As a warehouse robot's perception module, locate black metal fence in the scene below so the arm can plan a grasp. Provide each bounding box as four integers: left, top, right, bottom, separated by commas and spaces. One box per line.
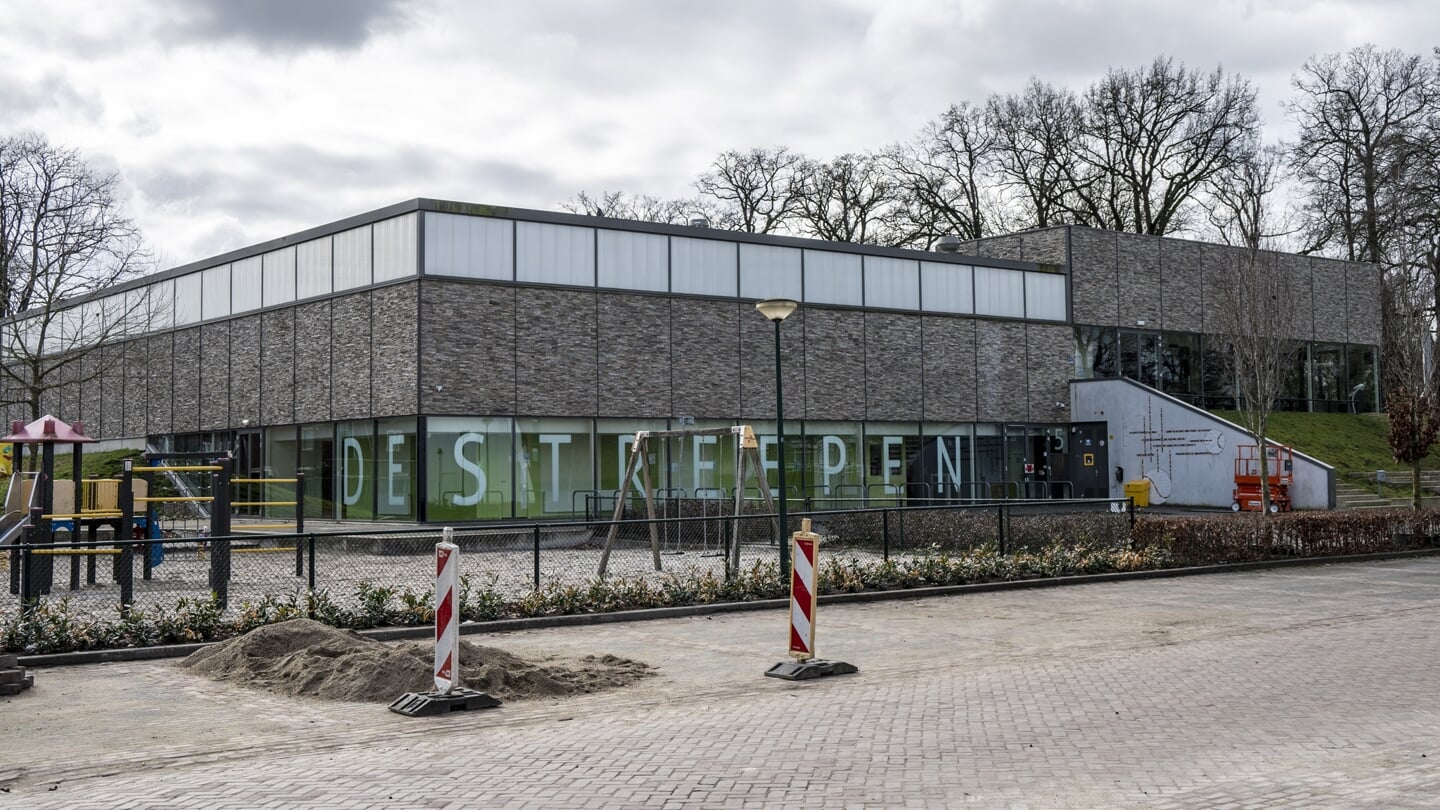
3, 497, 1134, 621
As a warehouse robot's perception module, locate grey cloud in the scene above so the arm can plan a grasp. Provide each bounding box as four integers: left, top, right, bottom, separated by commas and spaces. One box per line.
0, 71, 104, 123
163, 0, 417, 52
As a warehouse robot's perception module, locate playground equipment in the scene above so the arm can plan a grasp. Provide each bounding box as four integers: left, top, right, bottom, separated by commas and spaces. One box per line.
597, 425, 778, 578
1232, 444, 1294, 513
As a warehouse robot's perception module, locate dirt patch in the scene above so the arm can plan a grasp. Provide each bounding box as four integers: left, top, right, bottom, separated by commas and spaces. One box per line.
179, 619, 655, 703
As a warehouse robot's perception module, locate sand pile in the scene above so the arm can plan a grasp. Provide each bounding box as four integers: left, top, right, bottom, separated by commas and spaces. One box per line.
179, 619, 654, 703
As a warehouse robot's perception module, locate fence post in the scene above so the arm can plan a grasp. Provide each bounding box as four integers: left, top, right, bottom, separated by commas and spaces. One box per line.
210, 459, 232, 609
119, 460, 134, 616
897, 508, 905, 553
533, 525, 541, 590
882, 509, 890, 562
19, 526, 33, 616
307, 533, 316, 593
1128, 496, 1136, 532
295, 472, 306, 579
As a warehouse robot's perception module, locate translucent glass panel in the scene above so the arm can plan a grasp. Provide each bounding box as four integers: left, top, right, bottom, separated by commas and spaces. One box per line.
739, 244, 802, 301
232, 256, 263, 313
337, 420, 374, 520
333, 225, 372, 292
261, 248, 296, 308
296, 237, 333, 300
424, 213, 513, 280
598, 229, 668, 292
920, 262, 973, 314
174, 274, 202, 326
517, 221, 595, 287
376, 417, 417, 519
200, 265, 230, 320
864, 256, 919, 310
1024, 271, 1066, 321
427, 416, 515, 521
373, 213, 418, 283
803, 250, 862, 306
671, 237, 737, 297
974, 266, 1025, 318
127, 283, 172, 333
801, 422, 863, 500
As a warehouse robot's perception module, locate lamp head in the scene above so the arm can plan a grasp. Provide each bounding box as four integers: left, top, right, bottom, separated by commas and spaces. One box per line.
755, 298, 799, 323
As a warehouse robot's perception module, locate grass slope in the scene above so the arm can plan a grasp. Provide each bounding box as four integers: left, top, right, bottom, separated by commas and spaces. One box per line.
1210, 410, 1440, 478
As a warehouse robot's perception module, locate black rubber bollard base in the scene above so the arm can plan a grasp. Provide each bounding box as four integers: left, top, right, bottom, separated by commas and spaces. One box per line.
389, 687, 502, 717
764, 658, 858, 681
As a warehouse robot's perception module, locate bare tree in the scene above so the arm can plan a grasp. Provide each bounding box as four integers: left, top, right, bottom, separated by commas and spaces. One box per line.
879, 102, 996, 247
560, 190, 697, 224
986, 79, 1085, 229
693, 147, 803, 234
0, 134, 154, 421
791, 153, 901, 245
1207, 143, 1293, 250
1069, 57, 1261, 235
1287, 45, 1439, 264
1381, 258, 1440, 509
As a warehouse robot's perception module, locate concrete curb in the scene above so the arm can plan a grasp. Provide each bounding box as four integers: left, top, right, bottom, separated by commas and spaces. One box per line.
18, 547, 1440, 668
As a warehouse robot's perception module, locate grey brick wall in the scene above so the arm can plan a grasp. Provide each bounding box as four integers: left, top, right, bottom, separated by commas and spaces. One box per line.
1069, 227, 1118, 325
597, 293, 672, 417
1115, 232, 1162, 328
199, 323, 229, 430
739, 305, 804, 420
145, 334, 173, 435
261, 310, 296, 425
79, 348, 105, 436
1026, 324, 1073, 423
372, 285, 418, 418
171, 328, 201, 433
1159, 238, 1203, 333
1309, 258, 1348, 343
670, 298, 739, 419
802, 307, 865, 421
920, 315, 977, 422
294, 301, 333, 423
1020, 228, 1068, 268
418, 281, 516, 416
1279, 253, 1315, 342
515, 287, 598, 416
1347, 262, 1383, 346
971, 233, 1024, 262
330, 294, 371, 421
975, 320, 1029, 422
864, 312, 923, 420
122, 339, 148, 438
229, 316, 262, 427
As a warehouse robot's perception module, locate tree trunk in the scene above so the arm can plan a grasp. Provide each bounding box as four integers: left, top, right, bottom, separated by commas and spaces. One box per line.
1413, 457, 1423, 511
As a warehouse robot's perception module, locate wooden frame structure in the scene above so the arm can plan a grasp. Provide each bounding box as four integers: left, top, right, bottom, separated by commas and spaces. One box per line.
597, 425, 777, 578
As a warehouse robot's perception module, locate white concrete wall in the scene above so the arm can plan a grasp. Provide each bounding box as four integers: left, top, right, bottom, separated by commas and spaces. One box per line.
1070, 378, 1335, 509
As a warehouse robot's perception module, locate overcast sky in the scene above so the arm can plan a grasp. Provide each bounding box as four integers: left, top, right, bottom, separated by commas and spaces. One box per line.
4, 0, 1437, 269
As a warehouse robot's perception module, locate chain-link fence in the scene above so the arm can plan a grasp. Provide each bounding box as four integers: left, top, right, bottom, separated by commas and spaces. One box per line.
3, 498, 1134, 621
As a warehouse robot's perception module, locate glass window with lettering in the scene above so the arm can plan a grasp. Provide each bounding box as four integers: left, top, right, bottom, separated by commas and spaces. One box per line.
376, 418, 417, 520
516, 418, 595, 518
426, 417, 514, 521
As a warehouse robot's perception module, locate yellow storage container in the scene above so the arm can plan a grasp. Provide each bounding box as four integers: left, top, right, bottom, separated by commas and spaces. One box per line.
1123, 479, 1150, 508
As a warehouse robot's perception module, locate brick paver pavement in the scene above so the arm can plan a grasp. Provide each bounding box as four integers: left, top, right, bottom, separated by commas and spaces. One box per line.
3, 558, 1439, 808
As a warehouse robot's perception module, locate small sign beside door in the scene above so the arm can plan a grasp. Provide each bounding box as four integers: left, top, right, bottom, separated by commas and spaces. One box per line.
1083, 453, 1095, 467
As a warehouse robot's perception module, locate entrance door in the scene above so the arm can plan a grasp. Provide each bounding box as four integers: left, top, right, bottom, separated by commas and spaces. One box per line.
1067, 422, 1110, 499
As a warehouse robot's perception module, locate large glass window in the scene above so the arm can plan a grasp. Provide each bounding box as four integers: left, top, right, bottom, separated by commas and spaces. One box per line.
336, 420, 374, 520
800, 421, 862, 507
426, 417, 514, 521
1347, 345, 1378, 413
516, 418, 595, 518
376, 418, 417, 520
299, 423, 335, 519
1202, 335, 1235, 409
1160, 332, 1202, 400
917, 423, 973, 501
1073, 326, 1116, 379
863, 422, 920, 503
1311, 342, 1346, 412
665, 419, 738, 497
596, 419, 669, 502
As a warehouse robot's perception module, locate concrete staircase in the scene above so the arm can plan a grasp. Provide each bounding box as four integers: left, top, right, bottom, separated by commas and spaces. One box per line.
1336, 471, 1440, 509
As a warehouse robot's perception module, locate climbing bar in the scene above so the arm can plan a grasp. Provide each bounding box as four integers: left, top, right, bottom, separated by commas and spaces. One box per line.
31, 548, 121, 556
232, 546, 297, 554
130, 465, 222, 473
230, 501, 297, 508
41, 511, 123, 520
232, 478, 298, 484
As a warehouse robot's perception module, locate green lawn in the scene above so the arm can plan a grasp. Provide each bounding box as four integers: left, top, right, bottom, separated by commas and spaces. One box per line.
1210, 410, 1440, 480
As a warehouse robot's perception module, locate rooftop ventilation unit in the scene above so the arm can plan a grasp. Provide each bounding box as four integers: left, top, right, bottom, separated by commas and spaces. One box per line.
690, 217, 710, 229
935, 235, 962, 254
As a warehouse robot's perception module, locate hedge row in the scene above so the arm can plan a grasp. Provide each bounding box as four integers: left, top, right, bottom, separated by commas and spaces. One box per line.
1132, 509, 1440, 564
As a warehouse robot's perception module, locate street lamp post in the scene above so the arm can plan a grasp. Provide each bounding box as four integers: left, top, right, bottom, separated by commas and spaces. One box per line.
755, 298, 798, 577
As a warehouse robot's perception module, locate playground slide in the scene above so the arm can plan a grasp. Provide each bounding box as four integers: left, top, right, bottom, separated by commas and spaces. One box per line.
0, 511, 28, 547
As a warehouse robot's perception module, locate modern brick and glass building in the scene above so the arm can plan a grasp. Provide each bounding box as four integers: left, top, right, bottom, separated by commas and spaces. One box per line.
4, 199, 1381, 519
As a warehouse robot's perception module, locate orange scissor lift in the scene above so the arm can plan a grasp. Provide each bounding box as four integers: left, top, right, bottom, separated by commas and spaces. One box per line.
1231, 444, 1294, 513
